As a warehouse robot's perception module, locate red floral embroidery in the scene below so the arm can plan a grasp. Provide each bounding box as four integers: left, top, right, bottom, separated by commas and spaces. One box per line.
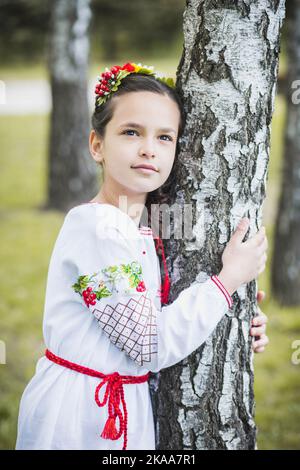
136, 281, 146, 292
82, 287, 96, 307
72, 261, 146, 308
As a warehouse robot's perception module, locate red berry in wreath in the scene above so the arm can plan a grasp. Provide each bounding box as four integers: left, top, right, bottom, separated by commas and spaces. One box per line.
111, 65, 121, 74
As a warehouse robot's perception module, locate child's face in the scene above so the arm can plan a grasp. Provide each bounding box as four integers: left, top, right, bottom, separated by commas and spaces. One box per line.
89, 91, 180, 198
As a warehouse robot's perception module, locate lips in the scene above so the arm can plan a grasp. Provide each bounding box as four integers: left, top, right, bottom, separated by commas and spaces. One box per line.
131, 164, 158, 172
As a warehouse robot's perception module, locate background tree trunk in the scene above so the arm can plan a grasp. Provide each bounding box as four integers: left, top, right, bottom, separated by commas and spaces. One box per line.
46, 0, 98, 212
150, 0, 285, 449
271, 0, 300, 306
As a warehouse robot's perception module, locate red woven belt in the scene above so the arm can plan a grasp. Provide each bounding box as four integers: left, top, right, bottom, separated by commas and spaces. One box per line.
45, 349, 150, 450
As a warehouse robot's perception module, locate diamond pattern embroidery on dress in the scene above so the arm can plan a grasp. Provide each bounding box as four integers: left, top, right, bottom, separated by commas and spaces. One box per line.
72, 261, 158, 366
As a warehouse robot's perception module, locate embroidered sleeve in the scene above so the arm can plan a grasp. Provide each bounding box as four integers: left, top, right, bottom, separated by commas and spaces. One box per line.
72, 260, 158, 367
59, 205, 233, 373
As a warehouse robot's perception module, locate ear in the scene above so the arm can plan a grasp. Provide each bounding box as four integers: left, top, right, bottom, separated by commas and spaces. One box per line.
89, 129, 104, 164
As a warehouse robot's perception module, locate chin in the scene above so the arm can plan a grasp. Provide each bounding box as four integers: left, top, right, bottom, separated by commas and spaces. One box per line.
132, 180, 161, 194
115, 171, 163, 195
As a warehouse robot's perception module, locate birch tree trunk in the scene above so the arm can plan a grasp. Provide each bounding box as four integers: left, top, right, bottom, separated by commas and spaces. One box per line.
46, 0, 98, 212
271, 0, 300, 305
149, 0, 285, 450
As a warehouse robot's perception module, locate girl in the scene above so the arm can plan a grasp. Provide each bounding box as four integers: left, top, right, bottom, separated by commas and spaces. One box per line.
15, 62, 269, 450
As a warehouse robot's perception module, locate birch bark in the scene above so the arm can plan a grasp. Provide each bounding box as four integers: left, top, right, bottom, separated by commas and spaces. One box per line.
150, 0, 286, 450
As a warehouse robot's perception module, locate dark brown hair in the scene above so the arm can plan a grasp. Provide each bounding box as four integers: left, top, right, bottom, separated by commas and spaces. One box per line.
91, 73, 186, 236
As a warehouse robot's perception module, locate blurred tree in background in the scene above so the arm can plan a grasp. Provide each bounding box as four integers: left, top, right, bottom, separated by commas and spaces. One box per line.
0, 0, 51, 63
271, 0, 300, 305
90, 0, 185, 60
47, 0, 98, 212
0, 0, 185, 64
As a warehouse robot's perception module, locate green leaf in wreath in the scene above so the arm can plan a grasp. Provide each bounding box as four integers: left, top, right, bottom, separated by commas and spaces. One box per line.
117, 70, 130, 80
137, 67, 155, 76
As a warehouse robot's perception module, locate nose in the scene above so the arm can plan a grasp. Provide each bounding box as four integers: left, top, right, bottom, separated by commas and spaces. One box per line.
139, 137, 156, 158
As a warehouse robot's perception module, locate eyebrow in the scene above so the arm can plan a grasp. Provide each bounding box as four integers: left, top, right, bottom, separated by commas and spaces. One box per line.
118, 122, 177, 135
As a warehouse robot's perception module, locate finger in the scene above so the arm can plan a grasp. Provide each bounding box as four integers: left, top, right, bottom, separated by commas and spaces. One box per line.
258, 255, 267, 274
256, 238, 268, 259
250, 325, 266, 337
258, 262, 266, 275
251, 315, 268, 328
253, 346, 265, 353
252, 313, 268, 326
256, 238, 268, 256
231, 217, 250, 244
258, 240, 268, 256
253, 307, 262, 321
253, 334, 269, 348
245, 227, 266, 248
258, 233, 268, 249
258, 253, 267, 266
256, 290, 266, 303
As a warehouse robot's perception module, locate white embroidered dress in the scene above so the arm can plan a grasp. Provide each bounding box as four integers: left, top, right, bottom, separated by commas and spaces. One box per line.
15, 202, 233, 450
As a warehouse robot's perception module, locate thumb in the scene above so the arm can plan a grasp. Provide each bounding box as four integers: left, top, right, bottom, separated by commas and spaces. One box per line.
257, 290, 266, 303
231, 217, 250, 244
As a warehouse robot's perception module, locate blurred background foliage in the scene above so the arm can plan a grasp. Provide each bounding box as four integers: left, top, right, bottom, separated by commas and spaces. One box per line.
0, 0, 185, 64
0, 0, 299, 451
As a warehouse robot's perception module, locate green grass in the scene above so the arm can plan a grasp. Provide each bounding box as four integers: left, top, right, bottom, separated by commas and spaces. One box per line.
0, 86, 299, 450
0, 206, 63, 449
0, 115, 49, 209
253, 92, 300, 449
0, 62, 48, 81
254, 223, 300, 449
0, 113, 65, 448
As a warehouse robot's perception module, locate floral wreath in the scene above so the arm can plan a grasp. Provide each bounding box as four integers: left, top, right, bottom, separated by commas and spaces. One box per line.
94, 61, 176, 108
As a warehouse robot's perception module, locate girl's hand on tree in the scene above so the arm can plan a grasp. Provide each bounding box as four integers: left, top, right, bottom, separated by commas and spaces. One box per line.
217, 217, 268, 295
251, 289, 269, 353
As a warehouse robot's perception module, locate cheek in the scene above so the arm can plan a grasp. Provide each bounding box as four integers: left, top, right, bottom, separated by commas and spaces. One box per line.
156, 163, 174, 189
104, 149, 130, 171
162, 150, 176, 175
